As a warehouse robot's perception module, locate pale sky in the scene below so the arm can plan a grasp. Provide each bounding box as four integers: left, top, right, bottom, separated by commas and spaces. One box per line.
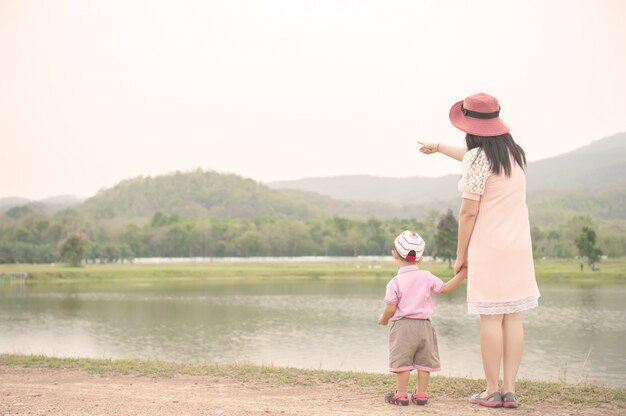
1, 0, 625, 200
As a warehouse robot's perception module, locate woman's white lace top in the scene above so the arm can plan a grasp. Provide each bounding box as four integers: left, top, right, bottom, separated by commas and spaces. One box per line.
458, 148, 491, 199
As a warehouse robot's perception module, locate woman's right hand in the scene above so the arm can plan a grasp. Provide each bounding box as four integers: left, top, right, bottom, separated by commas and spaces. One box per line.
454, 256, 467, 275
418, 141, 439, 155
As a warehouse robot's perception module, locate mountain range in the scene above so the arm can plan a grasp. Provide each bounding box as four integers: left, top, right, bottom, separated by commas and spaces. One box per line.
1, 133, 624, 225
269, 133, 626, 206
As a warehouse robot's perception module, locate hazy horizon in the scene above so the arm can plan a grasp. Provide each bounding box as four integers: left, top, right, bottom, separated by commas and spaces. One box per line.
2, 0, 626, 199
2, 130, 622, 202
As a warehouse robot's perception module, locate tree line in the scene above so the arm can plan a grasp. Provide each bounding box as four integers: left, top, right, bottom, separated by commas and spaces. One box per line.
0, 207, 441, 264
0, 204, 618, 265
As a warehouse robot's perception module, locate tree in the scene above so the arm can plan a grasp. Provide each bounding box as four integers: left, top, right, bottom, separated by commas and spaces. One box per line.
237, 229, 266, 256
575, 226, 603, 269
366, 217, 386, 254
435, 209, 458, 267
59, 234, 88, 266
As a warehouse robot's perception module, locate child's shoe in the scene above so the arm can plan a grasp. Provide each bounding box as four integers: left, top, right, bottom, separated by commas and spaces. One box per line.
384, 391, 409, 406
412, 391, 428, 405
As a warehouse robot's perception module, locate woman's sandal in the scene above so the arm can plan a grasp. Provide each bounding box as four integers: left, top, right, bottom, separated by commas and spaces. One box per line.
502, 392, 519, 408
470, 391, 503, 408
384, 391, 409, 406
412, 391, 428, 405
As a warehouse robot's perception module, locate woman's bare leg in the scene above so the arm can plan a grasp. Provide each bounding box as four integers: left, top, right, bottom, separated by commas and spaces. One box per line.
480, 314, 504, 394
501, 312, 524, 393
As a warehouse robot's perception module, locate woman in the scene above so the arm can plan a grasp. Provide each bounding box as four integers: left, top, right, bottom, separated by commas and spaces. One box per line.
419, 93, 540, 408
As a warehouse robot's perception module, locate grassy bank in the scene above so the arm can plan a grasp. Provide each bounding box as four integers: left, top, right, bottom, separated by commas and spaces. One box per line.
1, 354, 624, 409
0, 258, 625, 284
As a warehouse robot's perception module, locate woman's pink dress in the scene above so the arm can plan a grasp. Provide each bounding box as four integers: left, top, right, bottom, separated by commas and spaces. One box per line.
458, 148, 540, 315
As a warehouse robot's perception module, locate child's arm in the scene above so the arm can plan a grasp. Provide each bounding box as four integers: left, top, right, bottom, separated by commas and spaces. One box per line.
439, 267, 468, 294
377, 303, 396, 325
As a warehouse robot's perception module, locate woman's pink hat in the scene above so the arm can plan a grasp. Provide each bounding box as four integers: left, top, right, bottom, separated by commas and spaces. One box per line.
449, 93, 510, 137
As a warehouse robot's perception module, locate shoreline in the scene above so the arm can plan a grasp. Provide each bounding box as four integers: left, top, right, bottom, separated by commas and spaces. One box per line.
1, 258, 625, 284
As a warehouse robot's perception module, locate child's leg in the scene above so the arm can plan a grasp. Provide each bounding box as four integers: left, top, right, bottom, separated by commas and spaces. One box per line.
395, 371, 410, 394
412, 371, 430, 405
385, 371, 411, 406
416, 370, 430, 393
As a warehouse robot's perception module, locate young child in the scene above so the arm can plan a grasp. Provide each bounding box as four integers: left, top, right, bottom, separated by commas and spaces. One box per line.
378, 230, 467, 406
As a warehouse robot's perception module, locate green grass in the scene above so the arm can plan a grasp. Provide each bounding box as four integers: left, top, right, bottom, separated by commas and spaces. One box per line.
532, 257, 626, 283
1, 354, 624, 409
0, 262, 394, 283
0, 258, 624, 284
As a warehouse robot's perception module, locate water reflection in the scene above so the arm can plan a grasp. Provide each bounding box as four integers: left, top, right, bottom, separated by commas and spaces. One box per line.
0, 279, 624, 388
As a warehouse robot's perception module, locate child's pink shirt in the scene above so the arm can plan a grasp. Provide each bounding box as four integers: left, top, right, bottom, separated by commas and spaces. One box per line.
384, 265, 445, 321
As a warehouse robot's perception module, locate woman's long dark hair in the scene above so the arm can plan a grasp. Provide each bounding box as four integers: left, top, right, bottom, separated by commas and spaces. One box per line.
465, 133, 526, 177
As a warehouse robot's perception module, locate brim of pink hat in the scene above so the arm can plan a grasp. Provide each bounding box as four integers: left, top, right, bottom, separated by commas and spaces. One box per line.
449, 100, 510, 137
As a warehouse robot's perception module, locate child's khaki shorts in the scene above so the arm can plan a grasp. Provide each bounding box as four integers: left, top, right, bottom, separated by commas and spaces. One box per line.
389, 318, 441, 373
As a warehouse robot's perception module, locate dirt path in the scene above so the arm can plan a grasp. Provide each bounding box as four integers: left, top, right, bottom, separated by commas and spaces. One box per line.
0, 367, 622, 416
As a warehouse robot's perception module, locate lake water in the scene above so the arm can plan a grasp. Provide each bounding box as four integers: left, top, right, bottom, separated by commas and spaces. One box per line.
1, 278, 625, 388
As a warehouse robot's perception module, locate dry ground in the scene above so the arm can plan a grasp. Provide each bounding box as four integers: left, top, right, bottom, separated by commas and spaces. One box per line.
1, 367, 623, 416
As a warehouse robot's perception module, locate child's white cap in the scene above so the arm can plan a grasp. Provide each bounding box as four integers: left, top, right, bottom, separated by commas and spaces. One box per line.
393, 230, 425, 261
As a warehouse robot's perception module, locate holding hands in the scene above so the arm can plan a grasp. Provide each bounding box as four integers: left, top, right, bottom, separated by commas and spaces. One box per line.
454, 256, 468, 275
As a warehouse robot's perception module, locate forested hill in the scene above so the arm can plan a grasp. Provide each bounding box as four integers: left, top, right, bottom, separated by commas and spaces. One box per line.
79, 170, 428, 220
80, 170, 318, 220
268, 133, 626, 205
526, 132, 626, 192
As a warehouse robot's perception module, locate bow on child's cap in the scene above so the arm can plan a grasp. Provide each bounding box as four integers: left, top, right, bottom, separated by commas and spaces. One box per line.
393, 230, 425, 261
